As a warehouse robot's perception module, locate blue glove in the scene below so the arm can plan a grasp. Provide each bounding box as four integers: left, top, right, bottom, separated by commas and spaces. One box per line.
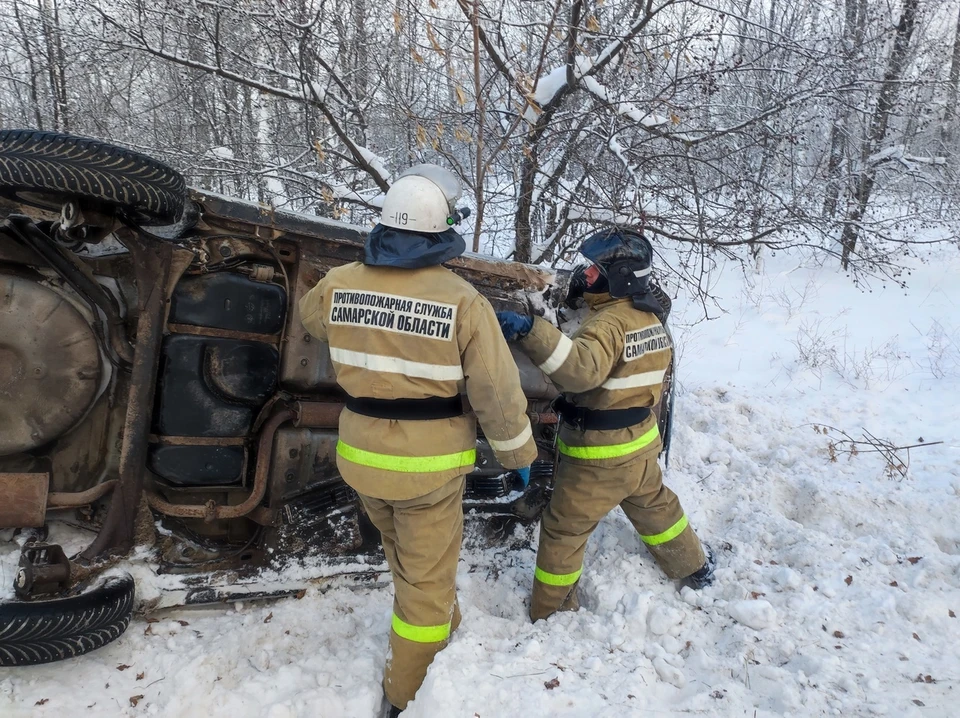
515, 466, 531, 488
496, 311, 534, 341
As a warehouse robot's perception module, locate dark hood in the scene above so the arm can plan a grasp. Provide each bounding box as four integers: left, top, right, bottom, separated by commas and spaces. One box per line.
364, 224, 466, 268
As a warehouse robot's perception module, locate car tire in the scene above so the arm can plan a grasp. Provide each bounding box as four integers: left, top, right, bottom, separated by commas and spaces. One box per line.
0, 129, 186, 224
0, 573, 135, 666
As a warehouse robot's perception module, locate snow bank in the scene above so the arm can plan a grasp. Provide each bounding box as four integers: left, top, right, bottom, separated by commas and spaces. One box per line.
2, 246, 959, 717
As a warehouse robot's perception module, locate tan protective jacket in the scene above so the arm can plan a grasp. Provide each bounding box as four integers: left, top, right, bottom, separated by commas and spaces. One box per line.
299, 262, 538, 500
517, 292, 671, 465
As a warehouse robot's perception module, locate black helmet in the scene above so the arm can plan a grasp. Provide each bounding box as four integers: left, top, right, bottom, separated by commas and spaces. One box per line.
578, 228, 654, 299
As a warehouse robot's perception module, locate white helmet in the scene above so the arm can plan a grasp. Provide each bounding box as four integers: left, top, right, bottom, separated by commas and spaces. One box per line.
380, 164, 463, 233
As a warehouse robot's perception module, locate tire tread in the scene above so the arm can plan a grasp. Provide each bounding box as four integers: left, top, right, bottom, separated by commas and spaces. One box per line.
0, 130, 185, 222
0, 575, 135, 666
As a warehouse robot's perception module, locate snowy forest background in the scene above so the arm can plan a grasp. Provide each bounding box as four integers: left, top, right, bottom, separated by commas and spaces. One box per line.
2, 0, 959, 281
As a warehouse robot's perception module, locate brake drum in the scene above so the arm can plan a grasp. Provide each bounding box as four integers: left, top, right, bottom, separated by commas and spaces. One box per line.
0, 274, 103, 455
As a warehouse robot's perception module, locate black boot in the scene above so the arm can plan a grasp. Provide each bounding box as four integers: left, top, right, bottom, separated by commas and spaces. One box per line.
682, 544, 716, 589
379, 696, 402, 717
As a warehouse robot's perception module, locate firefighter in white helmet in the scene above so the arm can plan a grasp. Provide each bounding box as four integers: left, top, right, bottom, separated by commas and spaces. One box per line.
299, 165, 537, 715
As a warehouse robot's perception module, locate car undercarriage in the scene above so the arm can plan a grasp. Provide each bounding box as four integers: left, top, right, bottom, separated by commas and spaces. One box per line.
0, 130, 565, 665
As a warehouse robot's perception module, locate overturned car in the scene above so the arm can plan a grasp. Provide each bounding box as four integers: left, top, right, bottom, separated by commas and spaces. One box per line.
0, 130, 672, 667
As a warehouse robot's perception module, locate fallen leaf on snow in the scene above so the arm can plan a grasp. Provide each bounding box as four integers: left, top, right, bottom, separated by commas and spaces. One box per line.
116, 664, 131, 671
913, 700, 925, 706
844, 576, 853, 586
176, 620, 189, 627
890, 581, 899, 587
544, 678, 560, 690
913, 632, 921, 641
136, 672, 145, 681
264, 612, 273, 624
833, 630, 845, 638
906, 556, 922, 565
950, 610, 956, 618
129, 695, 144, 707
35, 699, 48, 706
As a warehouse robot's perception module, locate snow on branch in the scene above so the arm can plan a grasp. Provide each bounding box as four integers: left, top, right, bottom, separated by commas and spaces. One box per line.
867, 145, 947, 168
578, 73, 696, 142
94, 8, 391, 192
355, 146, 392, 185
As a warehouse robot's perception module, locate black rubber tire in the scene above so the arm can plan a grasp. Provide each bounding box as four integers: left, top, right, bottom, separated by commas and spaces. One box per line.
0, 574, 135, 666
0, 129, 185, 223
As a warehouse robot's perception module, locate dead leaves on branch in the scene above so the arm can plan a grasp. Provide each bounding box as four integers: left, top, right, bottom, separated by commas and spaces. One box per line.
812, 424, 941, 479
426, 23, 445, 56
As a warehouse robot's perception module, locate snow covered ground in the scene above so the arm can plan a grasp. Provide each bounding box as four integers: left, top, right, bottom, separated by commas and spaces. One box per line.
3, 246, 960, 717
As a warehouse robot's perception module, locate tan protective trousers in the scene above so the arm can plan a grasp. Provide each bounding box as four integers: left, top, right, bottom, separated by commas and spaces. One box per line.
531, 456, 705, 621
358, 476, 465, 710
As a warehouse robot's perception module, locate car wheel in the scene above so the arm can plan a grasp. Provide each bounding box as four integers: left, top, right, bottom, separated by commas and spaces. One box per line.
0, 129, 186, 224
0, 573, 135, 666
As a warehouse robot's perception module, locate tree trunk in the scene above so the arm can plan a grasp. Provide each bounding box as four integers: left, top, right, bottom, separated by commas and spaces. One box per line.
823, 0, 862, 218
13, 1, 45, 130
515, 154, 535, 262
840, 0, 920, 270
39, 0, 69, 131
471, 0, 485, 254
940, 4, 960, 149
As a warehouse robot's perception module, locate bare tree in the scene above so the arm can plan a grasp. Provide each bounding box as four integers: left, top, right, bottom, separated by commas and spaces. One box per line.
838, 0, 921, 270
0, 0, 956, 283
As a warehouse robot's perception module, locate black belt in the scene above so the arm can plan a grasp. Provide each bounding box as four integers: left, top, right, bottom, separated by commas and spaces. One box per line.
553, 395, 651, 431
345, 395, 465, 420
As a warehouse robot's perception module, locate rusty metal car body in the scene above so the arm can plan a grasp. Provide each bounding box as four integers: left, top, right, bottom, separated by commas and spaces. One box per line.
1, 187, 562, 566
0, 131, 568, 663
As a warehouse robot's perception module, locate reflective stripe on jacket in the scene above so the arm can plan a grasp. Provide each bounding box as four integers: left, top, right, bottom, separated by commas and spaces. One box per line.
517, 292, 670, 464
299, 262, 538, 500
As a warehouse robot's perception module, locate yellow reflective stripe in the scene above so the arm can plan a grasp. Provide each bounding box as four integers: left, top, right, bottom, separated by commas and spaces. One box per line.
557, 423, 659, 459
337, 441, 476, 473
534, 565, 582, 587
601, 369, 667, 391
538, 334, 573, 375
329, 347, 463, 381
391, 613, 451, 643
640, 515, 689, 546
487, 422, 533, 452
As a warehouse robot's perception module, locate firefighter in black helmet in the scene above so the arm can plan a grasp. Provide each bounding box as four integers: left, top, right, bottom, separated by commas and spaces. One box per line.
497, 228, 714, 621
